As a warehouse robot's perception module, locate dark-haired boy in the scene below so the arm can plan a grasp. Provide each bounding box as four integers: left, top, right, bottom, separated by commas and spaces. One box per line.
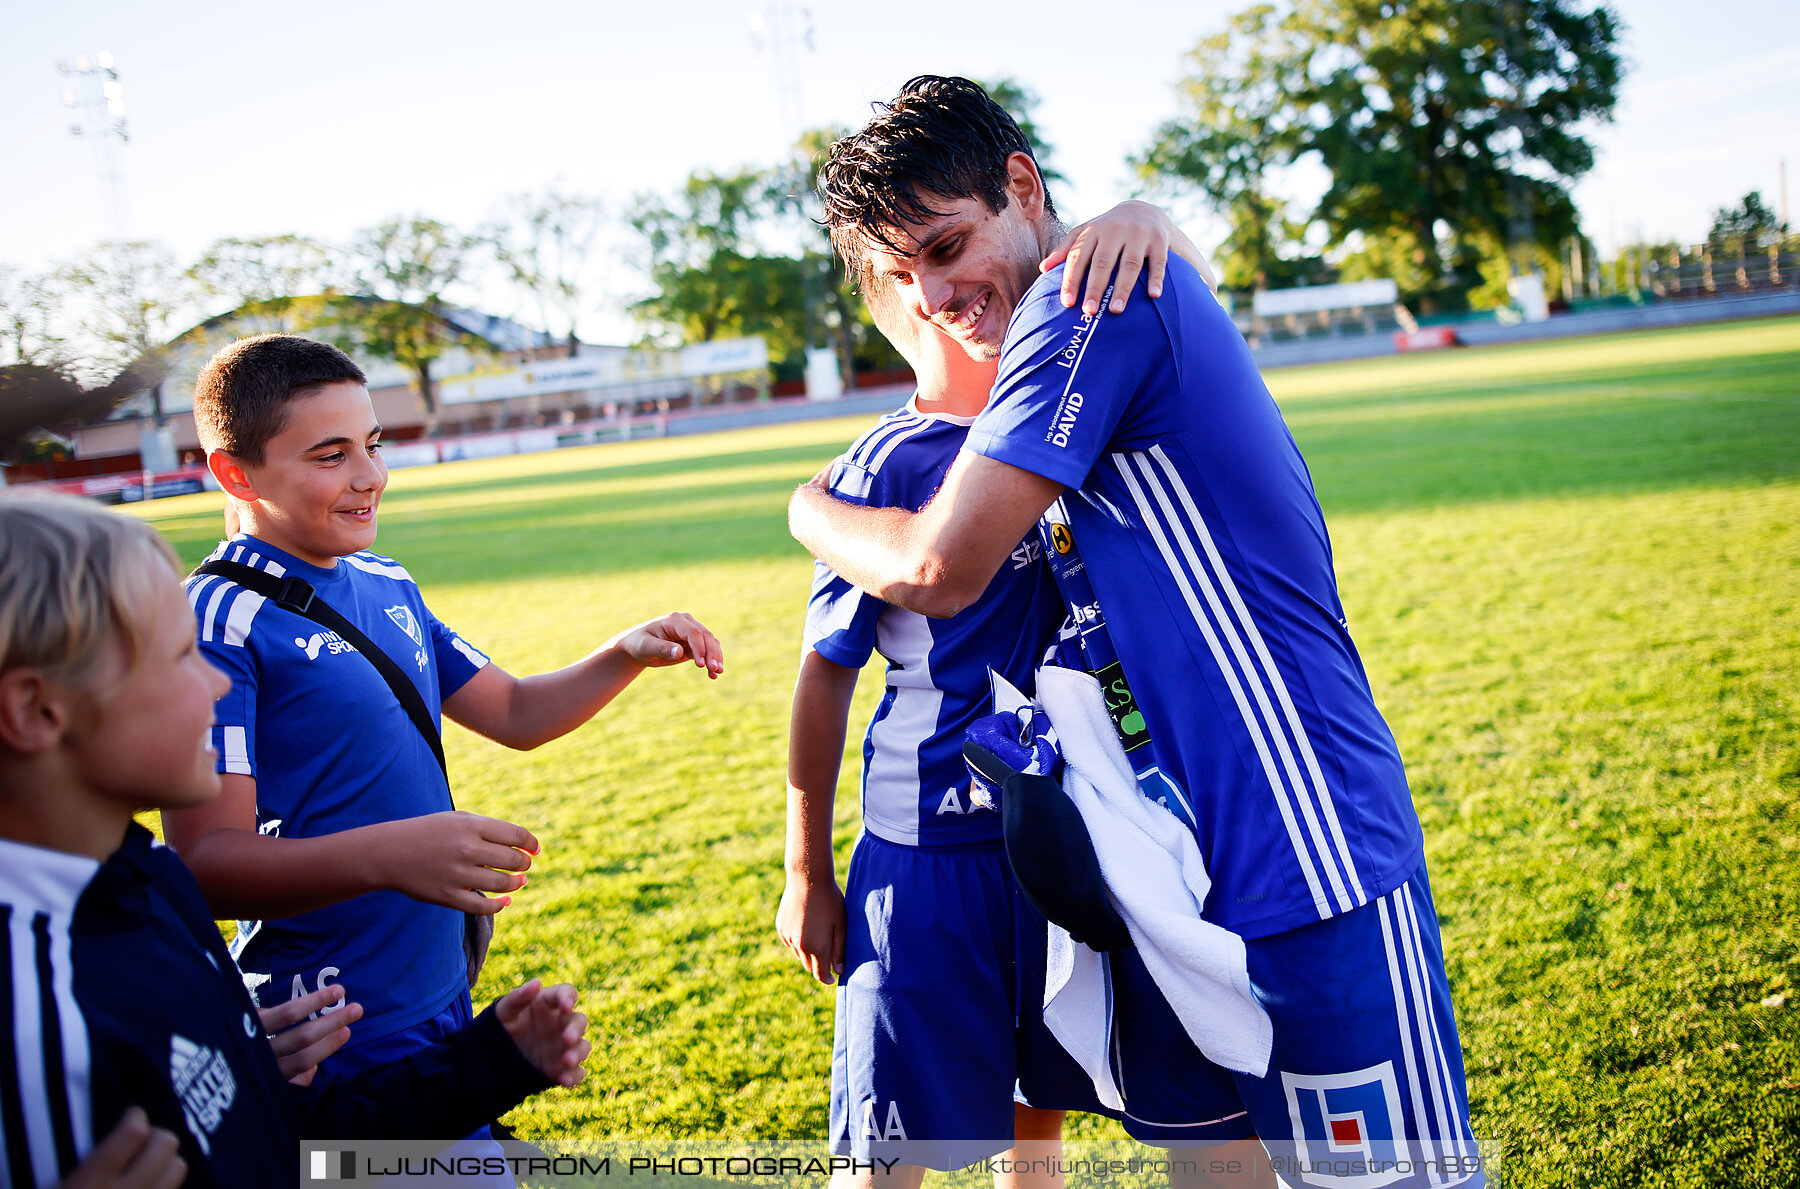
792, 76, 1481, 1185
164, 334, 722, 1141
0, 491, 589, 1189
781, 202, 1214, 1186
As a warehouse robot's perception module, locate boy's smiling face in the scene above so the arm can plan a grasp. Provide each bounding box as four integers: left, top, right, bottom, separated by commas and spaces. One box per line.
72, 568, 231, 817
223, 380, 388, 567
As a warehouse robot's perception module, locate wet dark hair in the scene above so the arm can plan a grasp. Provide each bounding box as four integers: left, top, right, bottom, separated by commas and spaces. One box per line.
818, 75, 1058, 283
194, 334, 367, 464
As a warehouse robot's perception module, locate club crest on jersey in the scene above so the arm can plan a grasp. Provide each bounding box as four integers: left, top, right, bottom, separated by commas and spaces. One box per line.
170, 1033, 238, 1156
385, 605, 424, 648
1280, 1062, 1407, 1188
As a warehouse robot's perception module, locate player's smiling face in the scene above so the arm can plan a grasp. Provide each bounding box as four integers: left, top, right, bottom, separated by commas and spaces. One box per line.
230, 380, 388, 568
861, 153, 1051, 362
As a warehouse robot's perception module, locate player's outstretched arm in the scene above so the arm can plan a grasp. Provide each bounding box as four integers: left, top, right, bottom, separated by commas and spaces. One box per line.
1041, 200, 1219, 316
163, 776, 538, 918
442, 612, 724, 751
777, 650, 859, 985
790, 452, 1064, 619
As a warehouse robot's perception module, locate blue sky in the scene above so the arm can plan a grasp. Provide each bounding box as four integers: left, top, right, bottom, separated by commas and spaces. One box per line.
2, 0, 1793, 340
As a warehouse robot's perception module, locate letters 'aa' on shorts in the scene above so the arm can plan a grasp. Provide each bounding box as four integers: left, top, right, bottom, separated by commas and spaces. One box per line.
829, 831, 1106, 1171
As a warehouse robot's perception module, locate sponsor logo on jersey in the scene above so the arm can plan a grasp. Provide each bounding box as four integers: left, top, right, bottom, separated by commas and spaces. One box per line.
1280, 1062, 1407, 1188
1047, 391, 1085, 448
170, 1032, 238, 1155
293, 630, 356, 660
1011, 537, 1043, 570
1049, 523, 1074, 555
1053, 296, 1105, 370
385, 605, 425, 648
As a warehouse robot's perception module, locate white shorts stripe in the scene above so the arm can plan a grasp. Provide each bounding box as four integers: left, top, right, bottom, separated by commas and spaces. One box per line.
1127, 450, 1354, 912
1403, 883, 1469, 1162
1110, 454, 1331, 914
1146, 444, 1366, 905
1377, 893, 1438, 1176
1391, 884, 1454, 1171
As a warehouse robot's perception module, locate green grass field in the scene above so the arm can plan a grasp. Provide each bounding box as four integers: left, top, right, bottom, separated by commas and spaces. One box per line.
134, 317, 1800, 1187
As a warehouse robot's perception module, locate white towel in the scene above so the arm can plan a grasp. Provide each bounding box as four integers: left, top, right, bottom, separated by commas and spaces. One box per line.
1002, 666, 1273, 1084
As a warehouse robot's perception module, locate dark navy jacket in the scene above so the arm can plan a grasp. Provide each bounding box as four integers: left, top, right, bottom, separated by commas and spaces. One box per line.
1, 825, 547, 1188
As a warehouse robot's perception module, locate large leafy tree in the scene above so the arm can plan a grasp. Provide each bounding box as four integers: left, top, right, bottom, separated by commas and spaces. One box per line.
1707, 192, 1789, 256
187, 234, 336, 331
629, 168, 811, 377
0, 265, 70, 370
485, 187, 609, 355
55, 241, 195, 410
1138, 0, 1623, 304
326, 216, 492, 421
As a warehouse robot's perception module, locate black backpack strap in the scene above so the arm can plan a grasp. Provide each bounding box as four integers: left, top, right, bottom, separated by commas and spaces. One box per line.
192, 558, 449, 779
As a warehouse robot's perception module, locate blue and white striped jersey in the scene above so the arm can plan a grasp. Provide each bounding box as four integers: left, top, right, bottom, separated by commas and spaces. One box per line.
967, 259, 1425, 939
805, 398, 1063, 847
184, 536, 489, 1045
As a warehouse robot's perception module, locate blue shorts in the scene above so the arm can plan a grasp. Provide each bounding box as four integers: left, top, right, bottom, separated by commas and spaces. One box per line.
1069, 863, 1483, 1187
313, 992, 512, 1187
829, 832, 1104, 1171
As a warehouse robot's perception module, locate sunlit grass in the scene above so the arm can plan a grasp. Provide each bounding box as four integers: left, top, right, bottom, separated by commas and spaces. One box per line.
135, 316, 1800, 1188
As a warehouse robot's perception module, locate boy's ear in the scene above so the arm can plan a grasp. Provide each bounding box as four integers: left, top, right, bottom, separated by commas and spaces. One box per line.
0, 669, 70, 756
208, 451, 259, 503
1005, 151, 1047, 222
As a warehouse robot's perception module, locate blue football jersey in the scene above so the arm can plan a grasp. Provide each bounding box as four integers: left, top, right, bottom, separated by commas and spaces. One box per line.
186, 537, 489, 1045
966, 260, 1424, 938
805, 399, 1064, 846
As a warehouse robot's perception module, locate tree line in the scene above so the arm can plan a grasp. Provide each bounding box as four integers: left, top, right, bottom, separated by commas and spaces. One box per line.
10, 1, 1795, 460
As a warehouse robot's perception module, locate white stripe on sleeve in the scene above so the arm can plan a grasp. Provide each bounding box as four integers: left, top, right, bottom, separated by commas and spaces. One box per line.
221, 726, 251, 776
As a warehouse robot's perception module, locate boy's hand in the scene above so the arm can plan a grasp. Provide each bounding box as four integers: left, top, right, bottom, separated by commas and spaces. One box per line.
1041, 200, 1215, 316
55, 1107, 185, 1189
615, 612, 724, 679
381, 811, 538, 913
776, 875, 847, 985
494, 979, 590, 1087
260, 983, 363, 1085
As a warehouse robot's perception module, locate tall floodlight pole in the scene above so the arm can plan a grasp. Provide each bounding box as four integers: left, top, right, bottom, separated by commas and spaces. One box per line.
747, 4, 812, 153
58, 50, 131, 242
748, 4, 842, 398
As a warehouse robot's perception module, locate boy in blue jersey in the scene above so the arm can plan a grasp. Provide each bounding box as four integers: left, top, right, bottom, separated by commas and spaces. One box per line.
792, 77, 1483, 1187
0, 492, 590, 1188
779, 202, 1213, 1186
162, 335, 721, 1141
